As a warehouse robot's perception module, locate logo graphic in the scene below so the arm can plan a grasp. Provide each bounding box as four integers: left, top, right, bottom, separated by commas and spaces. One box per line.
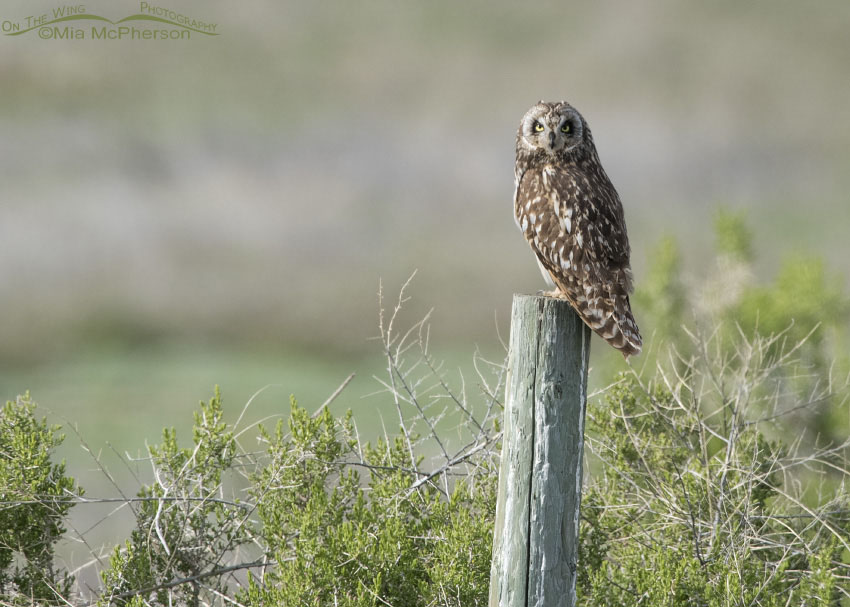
2, 2, 218, 40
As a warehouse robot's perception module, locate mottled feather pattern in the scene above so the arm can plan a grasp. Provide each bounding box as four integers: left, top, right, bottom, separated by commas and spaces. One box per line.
514, 101, 642, 357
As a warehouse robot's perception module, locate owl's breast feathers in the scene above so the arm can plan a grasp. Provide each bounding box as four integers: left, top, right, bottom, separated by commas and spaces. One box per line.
515, 162, 642, 357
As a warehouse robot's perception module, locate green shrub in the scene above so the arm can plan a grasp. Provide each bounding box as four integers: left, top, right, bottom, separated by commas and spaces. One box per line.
5, 332, 850, 606
0, 394, 80, 605
99, 388, 253, 607
580, 346, 850, 605
242, 399, 497, 606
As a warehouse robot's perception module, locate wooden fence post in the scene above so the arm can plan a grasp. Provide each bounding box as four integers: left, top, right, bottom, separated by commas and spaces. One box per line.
489, 294, 591, 607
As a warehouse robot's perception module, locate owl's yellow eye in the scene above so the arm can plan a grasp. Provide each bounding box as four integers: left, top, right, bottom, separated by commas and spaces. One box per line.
533, 122, 544, 132
561, 122, 571, 133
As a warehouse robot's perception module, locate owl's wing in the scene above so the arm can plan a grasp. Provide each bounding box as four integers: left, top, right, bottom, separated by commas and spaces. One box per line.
516, 165, 631, 271
572, 167, 631, 269
559, 165, 640, 353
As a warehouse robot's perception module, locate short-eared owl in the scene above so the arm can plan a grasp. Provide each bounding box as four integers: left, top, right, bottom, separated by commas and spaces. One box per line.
514, 101, 641, 357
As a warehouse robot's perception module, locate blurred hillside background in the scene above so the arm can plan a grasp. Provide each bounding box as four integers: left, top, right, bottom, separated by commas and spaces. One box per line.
2, 0, 850, 495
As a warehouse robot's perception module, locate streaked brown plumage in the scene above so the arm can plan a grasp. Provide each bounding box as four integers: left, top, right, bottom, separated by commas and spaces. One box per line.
514, 101, 641, 357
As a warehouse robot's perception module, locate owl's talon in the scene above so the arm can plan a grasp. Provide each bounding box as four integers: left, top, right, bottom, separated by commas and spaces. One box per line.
537, 289, 564, 299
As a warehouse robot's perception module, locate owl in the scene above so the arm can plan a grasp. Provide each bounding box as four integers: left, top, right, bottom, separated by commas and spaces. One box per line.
514, 101, 642, 357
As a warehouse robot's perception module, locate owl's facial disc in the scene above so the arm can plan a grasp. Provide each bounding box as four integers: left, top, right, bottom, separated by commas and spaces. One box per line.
520, 104, 582, 155
528, 116, 566, 154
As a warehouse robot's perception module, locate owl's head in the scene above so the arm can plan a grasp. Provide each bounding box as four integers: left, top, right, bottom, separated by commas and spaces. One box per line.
517, 101, 587, 157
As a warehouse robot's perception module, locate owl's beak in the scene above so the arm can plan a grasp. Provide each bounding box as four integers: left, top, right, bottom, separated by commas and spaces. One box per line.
548, 131, 556, 149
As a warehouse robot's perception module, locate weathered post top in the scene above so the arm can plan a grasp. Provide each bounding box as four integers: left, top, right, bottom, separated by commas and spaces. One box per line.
489, 294, 591, 607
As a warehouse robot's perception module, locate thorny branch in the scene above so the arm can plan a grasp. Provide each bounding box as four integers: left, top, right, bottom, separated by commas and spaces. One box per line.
374, 275, 504, 495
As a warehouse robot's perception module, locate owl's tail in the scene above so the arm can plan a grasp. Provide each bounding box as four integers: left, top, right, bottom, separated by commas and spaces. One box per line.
577, 293, 643, 359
